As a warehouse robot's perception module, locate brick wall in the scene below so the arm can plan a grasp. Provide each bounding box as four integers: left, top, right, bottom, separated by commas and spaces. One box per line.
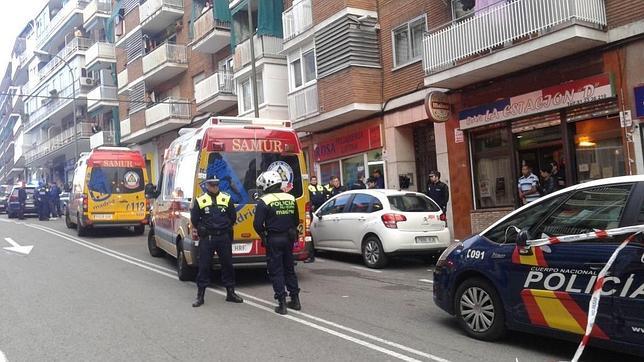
379, 0, 451, 102
606, 0, 644, 29
123, 6, 140, 35
312, 0, 376, 25
129, 109, 146, 134
470, 208, 513, 234
318, 67, 382, 113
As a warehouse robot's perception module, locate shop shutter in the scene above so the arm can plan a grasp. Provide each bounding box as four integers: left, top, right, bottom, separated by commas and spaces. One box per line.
565, 100, 619, 123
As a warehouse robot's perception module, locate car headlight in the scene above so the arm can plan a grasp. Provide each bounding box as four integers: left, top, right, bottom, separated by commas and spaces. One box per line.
436, 241, 462, 268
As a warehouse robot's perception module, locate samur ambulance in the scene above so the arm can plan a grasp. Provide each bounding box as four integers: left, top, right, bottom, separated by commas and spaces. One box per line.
146, 117, 311, 280
66, 147, 150, 236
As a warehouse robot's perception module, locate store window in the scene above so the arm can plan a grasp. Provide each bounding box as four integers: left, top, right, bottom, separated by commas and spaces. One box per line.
320, 161, 340, 186
471, 127, 513, 208
342, 154, 365, 189
574, 118, 625, 182
392, 15, 426, 67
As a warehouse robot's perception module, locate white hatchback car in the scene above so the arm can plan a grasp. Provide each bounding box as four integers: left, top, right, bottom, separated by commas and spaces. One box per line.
310, 189, 451, 268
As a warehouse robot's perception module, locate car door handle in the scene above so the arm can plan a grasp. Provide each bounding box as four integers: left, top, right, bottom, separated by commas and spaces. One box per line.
584, 263, 606, 271
358, 217, 366, 221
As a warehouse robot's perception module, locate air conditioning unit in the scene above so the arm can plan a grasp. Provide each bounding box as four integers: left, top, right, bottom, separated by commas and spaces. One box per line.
80, 77, 95, 87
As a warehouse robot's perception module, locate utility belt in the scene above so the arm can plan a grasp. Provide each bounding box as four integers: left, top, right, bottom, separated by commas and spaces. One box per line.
199, 226, 231, 238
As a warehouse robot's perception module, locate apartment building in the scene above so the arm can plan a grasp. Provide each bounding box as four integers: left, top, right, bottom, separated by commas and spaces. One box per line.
115, 0, 237, 182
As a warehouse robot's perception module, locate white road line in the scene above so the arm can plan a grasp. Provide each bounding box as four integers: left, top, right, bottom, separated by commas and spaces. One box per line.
351, 266, 383, 273
418, 279, 434, 284
22, 222, 450, 362
0, 349, 7, 362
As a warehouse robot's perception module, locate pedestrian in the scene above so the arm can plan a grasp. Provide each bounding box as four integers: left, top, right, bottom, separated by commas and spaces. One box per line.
425, 171, 449, 212
17, 182, 27, 220
550, 161, 566, 189
305, 175, 326, 263
366, 177, 377, 189
190, 177, 243, 307
518, 164, 540, 205
350, 174, 366, 190
36, 181, 50, 221
326, 176, 346, 199
372, 169, 385, 189
49, 181, 61, 218
538, 165, 557, 196
253, 170, 301, 315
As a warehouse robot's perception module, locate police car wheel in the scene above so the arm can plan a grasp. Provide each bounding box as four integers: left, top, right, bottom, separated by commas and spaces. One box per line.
177, 248, 196, 281
454, 278, 505, 341
147, 228, 164, 258
362, 236, 388, 269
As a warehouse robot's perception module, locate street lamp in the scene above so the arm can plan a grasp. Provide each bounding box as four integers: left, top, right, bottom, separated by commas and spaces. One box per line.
33, 49, 79, 164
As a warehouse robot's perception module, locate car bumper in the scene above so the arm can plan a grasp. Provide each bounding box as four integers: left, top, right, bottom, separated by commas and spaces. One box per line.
432, 264, 455, 315
379, 228, 451, 254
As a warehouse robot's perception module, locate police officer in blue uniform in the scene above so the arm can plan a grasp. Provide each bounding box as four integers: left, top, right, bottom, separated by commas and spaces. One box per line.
190, 177, 243, 307
254, 170, 301, 315
305, 175, 326, 263
35, 181, 50, 221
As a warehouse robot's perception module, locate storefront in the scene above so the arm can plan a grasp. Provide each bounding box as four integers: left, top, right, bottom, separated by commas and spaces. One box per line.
461, 73, 626, 214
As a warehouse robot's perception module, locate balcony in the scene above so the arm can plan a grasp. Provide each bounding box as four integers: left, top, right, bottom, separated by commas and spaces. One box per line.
288, 83, 319, 122
25, 123, 93, 165
85, 42, 116, 70
142, 43, 188, 87
87, 85, 118, 112
282, 0, 313, 42
38, 37, 92, 83
36, 0, 87, 52
195, 72, 236, 113
191, 9, 231, 54
25, 81, 85, 132
423, 0, 608, 89
120, 118, 131, 137
83, 0, 112, 28
234, 35, 284, 72
90, 130, 116, 149
139, 0, 184, 34
123, 98, 190, 144
117, 69, 128, 95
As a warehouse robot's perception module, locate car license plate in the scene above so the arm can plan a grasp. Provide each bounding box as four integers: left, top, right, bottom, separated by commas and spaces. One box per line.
93, 214, 113, 220
232, 242, 253, 255
416, 236, 437, 244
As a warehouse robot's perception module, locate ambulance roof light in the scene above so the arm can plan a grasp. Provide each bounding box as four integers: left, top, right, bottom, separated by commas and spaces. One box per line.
210, 117, 291, 128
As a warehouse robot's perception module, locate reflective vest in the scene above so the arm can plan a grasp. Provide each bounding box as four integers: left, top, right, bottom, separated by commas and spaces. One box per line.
196, 192, 231, 211
324, 184, 334, 193
308, 184, 324, 193
260, 192, 296, 211
259, 192, 297, 233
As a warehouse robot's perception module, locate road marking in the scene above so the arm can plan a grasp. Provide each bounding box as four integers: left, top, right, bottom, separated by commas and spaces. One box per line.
418, 279, 434, 284
0, 349, 6, 362
351, 266, 383, 273
3, 237, 33, 255
22, 222, 450, 362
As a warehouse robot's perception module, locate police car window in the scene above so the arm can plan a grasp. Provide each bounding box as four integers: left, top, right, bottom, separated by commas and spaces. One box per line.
329, 194, 352, 214
483, 193, 569, 244
534, 184, 633, 238
207, 152, 303, 204
348, 194, 377, 213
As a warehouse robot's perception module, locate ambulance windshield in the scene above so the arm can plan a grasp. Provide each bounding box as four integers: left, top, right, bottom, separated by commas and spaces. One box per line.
89, 167, 145, 195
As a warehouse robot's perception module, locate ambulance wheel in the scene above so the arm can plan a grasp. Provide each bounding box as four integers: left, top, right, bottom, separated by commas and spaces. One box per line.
147, 228, 164, 258
177, 248, 196, 281
77, 215, 88, 237
65, 211, 75, 229
133, 225, 145, 235
454, 277, 506, 341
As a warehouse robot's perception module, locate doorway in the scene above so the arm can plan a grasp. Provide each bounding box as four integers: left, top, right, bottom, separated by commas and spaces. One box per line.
413, 123, 437, 191
515, 126, 564, 176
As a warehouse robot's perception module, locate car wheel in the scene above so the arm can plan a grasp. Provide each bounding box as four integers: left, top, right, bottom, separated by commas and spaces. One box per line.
133, 225, 145, 235
454, 277, 506, 341
7, 213, 14, 219
65, 210, 76, 229
177, 247, 196, 281
77, 214, 88, 237
147, 228, 164, 258
362, 236, 388, 269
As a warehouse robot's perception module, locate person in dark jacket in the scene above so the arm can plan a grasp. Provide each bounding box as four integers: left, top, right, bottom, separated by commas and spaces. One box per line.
425, 171, 449, 212
539, 166, 558, 196
372, 169, 385, 189
326, 176, 346, 199
190, 177, 243, 307
49, 182, 61, 218
350, 174, 366, 190
305, 175, 326, 263
17, 183, 27, 220
35, 181, 50, 221
254, 170, 301, 315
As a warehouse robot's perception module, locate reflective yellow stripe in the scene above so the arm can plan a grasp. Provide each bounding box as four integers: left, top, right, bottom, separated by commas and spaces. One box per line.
308, 185, 324, 192
260, 193, 294, 204
529, 289, 585, 335
197, 193, 230, 209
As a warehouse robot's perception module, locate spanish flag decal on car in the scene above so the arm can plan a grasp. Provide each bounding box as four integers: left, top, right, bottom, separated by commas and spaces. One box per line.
512, 246, 548, 266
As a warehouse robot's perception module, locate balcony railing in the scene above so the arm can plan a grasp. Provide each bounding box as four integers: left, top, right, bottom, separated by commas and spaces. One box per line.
139, 0, 183, 24
26, 82, 79, 130
90, 130, 116, 149
288, 83, 319, 121
234, 35, 284, 69
143, 43, 188, 73
193, 8, 231, 41
37, 0, 88, 48
282, 0, 313, 41
85, 41, 116, 66
423, 0, 607, 74
87, 85, 118, 110
145, 98, 190, 126
25, 123, 93, 163
195, 72, 234, 104
117, 69, 128, 91
83, 0, 112, 22
38, 37, 92, 82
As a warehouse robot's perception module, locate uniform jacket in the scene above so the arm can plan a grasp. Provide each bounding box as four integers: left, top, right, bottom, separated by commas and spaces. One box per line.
253, 192, 299, 236
190, 191, 236, 234
308, 184, 326, 211
426, 180, 449, 210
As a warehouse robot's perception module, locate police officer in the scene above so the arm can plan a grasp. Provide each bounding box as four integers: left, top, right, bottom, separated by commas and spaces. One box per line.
305, 175, 326, 263
325, 176, 346, 199
17, 182, 27, 220
36, 181, 50, 221
190, 177, 243, 307
425, 171, 449, 212
253, 170, 301, 315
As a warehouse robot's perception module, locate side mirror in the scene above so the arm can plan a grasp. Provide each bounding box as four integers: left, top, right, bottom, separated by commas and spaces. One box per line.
517, 229, 530, 248
316, 212, 322, 220
145, 183, 158, 199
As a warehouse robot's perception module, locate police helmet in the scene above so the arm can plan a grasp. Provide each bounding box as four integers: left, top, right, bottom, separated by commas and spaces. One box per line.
256, 170, 283, 191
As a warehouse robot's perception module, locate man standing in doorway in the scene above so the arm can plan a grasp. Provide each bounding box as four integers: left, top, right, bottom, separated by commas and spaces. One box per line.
518, 164, 540, 205
425, 171, 449, 213
372, 169, 385, 189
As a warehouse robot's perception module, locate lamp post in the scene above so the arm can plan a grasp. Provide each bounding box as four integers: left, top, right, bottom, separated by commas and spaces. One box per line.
33, 48, 79, 164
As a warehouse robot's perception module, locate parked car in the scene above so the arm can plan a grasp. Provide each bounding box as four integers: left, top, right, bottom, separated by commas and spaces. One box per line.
310, 189, 451, 268
7, 185, 37, 218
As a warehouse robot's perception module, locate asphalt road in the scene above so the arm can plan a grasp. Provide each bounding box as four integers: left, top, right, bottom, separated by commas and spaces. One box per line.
0, 217, 639, 362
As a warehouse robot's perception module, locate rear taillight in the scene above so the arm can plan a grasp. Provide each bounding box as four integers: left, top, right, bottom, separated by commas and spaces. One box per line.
381, 213, 407, 229
82, 194, 88, 212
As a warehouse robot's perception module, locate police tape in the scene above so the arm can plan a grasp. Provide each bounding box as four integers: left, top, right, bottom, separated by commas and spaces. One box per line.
526, 225, 644, 248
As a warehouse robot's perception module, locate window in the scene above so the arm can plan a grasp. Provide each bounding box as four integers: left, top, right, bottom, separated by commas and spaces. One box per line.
288, 46, 316, 91
388, 194, 440, 212
392, 16, 426, 67
451, 0, 475, 20
348, 194, 381, 213
88, 167, 145, 195
240, 72, 264, 112
192, 72, 205, 90
302, 49, 316, 83
161, 160, 177, 200
574, 118, 625, 182
173, 152, 198, 200
534, 184, 633, 237
329, 194, 352, 214
471, 127, 514, 208
291, 58, 303, 88
320, 161, 340, 186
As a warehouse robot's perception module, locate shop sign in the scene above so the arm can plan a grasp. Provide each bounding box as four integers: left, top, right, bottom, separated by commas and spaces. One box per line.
314, 125, 382, 162
459, 74, 615, 130
635, 85, 644, 118
425, 91, 451, 123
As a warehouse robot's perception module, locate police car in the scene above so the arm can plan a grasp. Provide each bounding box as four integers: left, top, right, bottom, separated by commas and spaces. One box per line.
433, 176, 644, 356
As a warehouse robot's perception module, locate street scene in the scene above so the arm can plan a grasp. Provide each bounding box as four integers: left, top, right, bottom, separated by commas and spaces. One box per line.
0, 0, 643, 361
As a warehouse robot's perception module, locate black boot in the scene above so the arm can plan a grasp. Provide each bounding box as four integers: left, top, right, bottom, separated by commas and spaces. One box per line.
287, 294, 301, 311
275, 296, 288, 315
225, 287, 243, 303
192, 287, 205, 307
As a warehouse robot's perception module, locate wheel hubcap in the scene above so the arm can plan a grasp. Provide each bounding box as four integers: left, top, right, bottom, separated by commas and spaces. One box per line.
365, 241, 379, 264
460, 287, 494, 332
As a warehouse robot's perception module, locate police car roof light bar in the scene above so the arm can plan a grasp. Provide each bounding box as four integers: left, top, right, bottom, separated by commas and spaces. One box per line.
210, 116, 291, 128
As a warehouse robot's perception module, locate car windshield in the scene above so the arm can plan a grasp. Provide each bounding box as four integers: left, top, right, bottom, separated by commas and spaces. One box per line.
206, 152, 303, 204
387, 194, 440, 212
88, 167, 145, 195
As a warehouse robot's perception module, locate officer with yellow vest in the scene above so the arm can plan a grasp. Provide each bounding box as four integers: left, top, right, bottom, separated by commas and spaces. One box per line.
190, 177, 243, 307
254, 170, 301, 315
305, 175, 326, 263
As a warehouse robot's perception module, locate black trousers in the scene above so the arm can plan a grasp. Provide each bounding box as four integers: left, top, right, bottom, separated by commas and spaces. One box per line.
266, 235, 300, 300
18, 203, 25, 219
197, 233, 235, 289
